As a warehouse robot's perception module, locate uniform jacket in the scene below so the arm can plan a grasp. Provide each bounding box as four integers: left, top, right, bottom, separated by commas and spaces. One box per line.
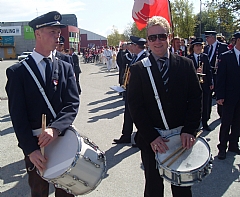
128, 53, 202, 151
216, 49, 240, 104
72, 53, 81, 74
203, 41, 228, 68
5, 55, 79, 156
55, 51, 72, 64
187, 53, 213, 93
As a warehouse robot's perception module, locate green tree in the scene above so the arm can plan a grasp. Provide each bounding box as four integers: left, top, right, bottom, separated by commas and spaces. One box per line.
107, 26, 126, 46
171, 0, 196, 38
123, 22, 147, 40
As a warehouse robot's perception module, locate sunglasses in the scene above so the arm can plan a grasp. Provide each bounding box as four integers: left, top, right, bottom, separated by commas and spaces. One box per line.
148, 34, 168, 42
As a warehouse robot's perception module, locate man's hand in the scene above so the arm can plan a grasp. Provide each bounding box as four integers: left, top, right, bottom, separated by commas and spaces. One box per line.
38, 128, 58, 148
150, 136, 169, 153
217, 99, 224, 105
181, 133, 195, 149
29, 150, 47, 173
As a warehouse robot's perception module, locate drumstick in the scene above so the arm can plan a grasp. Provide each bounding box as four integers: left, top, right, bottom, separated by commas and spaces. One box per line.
160, 146, 183, 164
40, 114, 46, 176
166, 130, 203, 168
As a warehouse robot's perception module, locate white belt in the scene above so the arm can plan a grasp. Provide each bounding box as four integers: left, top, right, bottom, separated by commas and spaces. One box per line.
155, 126, 183, 138
32, 128, 42, 136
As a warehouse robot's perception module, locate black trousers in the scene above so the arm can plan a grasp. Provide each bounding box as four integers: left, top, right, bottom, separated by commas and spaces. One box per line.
218, 99, 240, 151
141, 149, 192, 197
201, 88, 211, 125
24, 156, 74, 197
121, 93, 133, 139
74, 71, 81, 95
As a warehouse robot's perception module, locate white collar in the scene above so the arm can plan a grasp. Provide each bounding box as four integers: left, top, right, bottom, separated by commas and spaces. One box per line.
31, 49, 53, 64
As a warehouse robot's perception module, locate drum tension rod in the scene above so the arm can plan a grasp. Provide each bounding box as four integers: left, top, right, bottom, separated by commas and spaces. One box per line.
84, 156, 100, 168
73, 175, 89, 187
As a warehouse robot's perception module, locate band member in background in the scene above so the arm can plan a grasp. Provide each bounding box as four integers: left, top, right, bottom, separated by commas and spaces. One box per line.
117, 43, 126, 86
128, 16, 202, 197
187, 38, 213, 131
180, 38, 188, 56
54, 35, 72, 64
203, 31, 228, 118
103, 45, 113, 72
216, 32, 240, 160
228, 36, 236, 50
5, 11, 79, 197
70, 47, 82, 95
113, 36, 148, 146
169, 37, 183, 56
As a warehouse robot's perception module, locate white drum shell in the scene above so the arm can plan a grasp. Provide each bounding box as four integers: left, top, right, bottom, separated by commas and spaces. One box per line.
42, 127, 106, 196
156, 134, 213, 186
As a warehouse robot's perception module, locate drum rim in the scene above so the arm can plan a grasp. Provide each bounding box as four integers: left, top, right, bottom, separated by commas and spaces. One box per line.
156, 133, 212, 172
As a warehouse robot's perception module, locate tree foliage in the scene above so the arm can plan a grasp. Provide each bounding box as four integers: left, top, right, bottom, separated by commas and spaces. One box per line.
106, 0, 239, 44
107, 26, 126, 46
171, 0, 195, 39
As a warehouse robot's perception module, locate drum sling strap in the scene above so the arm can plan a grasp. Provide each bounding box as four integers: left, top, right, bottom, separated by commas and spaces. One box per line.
22, 60, 57, 118
141, 57, 169, 130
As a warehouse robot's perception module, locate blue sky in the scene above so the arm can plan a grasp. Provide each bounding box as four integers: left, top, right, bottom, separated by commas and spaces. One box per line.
0, 0, 200, 37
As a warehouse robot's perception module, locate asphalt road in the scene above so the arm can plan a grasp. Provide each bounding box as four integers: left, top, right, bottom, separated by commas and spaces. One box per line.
0, 59, 240, 197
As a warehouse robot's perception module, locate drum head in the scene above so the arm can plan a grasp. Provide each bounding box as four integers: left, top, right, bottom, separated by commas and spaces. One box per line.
42, 129, 80, 179
156, 134, 210, 172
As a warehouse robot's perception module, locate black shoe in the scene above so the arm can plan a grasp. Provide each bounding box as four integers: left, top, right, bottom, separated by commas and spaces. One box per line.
217, 150, 226, 160
228, 147, 240, 154
113, 137, 131, 144
132, 143, 138, 148
203, 126, 212, 131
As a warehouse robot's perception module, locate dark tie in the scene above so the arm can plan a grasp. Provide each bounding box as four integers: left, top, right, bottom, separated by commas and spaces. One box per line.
43, 58, 51, 85
197, 55, 200, 67
158, 57, 169, 91
208, 45, 213, 58
131, 55, 137, 65
239, 54, 240, 67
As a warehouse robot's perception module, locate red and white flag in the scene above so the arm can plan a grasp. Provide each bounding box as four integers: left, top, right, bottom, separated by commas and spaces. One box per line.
132, 0, 171, 30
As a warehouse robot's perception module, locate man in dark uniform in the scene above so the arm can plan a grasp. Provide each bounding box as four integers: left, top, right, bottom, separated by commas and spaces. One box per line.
54, 35, 72, 64
5, 11, 79, 197
216, 32, 240, 160
203, 31, 228, 118
187, 38, 213, 131
113, 36, 149, 146
116, 43, 126, 86
128, 16, 202, 197
70, 47, 82, 95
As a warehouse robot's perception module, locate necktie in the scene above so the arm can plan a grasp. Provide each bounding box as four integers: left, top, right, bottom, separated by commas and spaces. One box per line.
197, 55, 200, 68
208, 45, 213, 58
131, 55, 137, 65
43, 58, 51, 85
158, 57, 169, 91
239, 54, 240, 67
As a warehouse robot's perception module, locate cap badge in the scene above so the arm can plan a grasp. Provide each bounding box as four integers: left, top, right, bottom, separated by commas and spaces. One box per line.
54, 14, 60, 20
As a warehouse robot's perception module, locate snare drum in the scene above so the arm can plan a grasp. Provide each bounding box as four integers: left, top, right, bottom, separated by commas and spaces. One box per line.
155, 134, 213, 186
42, 126, 106, 195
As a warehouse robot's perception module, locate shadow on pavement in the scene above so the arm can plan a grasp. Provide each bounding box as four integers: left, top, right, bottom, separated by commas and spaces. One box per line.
88, 107, 124, 123
0, 126, 14, 136
192, 154, 240, 197
104, 144, 139, 178
1, 114, 11, 122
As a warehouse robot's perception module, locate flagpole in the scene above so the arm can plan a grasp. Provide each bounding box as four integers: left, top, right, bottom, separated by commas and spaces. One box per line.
168, 0, 175, 49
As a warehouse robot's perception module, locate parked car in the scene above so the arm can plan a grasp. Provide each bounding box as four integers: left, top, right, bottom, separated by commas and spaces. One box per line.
18, 52, 32, 61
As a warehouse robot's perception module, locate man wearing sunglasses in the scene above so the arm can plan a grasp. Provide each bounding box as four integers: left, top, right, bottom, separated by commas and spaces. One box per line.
128, 16, 202, 197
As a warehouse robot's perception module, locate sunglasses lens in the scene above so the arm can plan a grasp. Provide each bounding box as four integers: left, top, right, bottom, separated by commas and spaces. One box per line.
158, 34, 167, 41
148, 34, 167, 42
148, 35, 157, 42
